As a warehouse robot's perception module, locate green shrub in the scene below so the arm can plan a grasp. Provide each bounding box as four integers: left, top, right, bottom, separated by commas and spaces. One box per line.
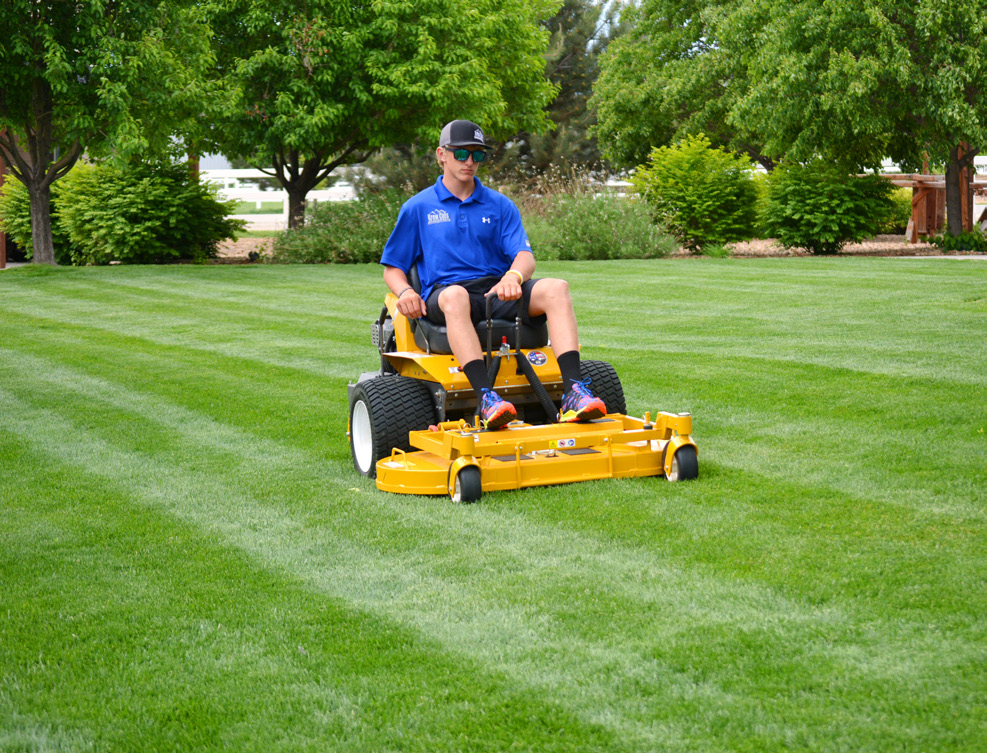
629, 133, 758, 251
273, 168, 677, 266
761, 161, 896, 255
0, 176, 79, 264
877, 187, 913, 235
270, 190, 408, 264
547, 191, 675, 260
56, 162, 243, 265
507, 168, 677, 260
520, 212, 556, 259
930, 228, 987, 253
751, 172, 772, 238
700, 244, 732, 258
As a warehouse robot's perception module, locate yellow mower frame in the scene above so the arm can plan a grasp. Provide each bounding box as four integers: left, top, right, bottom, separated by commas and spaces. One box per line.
348, 287, 698, 502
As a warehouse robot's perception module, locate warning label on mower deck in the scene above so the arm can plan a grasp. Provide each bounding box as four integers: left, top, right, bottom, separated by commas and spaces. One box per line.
550, 438, 576, 449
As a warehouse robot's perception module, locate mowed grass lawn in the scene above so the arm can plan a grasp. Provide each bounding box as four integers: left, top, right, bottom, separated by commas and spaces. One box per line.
1, 258, 984, 752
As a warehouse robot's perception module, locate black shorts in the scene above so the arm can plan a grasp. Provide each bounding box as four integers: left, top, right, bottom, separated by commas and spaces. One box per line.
424, 275, 547, 327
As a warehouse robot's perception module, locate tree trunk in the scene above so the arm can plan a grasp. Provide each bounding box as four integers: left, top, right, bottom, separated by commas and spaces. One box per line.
271, 143, 371, 231
287, 189, 307, 229
27, 181, 56, 264
0, 86, 83, 265
944, 142, 976, 237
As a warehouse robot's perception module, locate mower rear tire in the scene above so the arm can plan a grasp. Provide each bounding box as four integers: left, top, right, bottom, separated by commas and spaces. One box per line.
450, 466, 482, 503
581, 360, 626, 415
666, 445, 699, 482
350, 376, 437, 478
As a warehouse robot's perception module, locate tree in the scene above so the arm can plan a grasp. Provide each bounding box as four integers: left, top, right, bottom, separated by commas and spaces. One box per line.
501, 0, 626, 176
208, 0, 560, 228
733, 0, 986, 235
0, 1, 217, 264
591, 0, 774, 170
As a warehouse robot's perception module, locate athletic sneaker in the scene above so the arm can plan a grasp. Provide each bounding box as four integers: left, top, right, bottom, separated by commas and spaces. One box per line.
559, 379, 607, 423
480, 389, 517, 429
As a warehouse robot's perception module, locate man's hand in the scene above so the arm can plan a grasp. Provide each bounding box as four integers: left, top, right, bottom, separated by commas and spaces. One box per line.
396, 288, 427, 319
486, 271, 523, 301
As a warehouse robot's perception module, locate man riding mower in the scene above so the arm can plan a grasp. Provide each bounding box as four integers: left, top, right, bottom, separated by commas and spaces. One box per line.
346, 120, 698, 501
347, 281, 699, 502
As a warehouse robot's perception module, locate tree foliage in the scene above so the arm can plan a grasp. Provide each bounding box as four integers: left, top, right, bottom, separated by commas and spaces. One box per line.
735, 0, 987, 235
501, 0, 626, 176
593, 0, 985, 235
0, 1, 218, 263
208, 0, 561, 227
592, 0, 772, 170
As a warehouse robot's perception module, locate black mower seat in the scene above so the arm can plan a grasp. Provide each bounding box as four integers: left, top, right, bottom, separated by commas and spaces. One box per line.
408, 266, 548, 355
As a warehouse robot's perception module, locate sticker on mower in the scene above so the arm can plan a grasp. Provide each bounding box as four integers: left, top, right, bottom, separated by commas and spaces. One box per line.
527, 350, 548, 366
550, 437, 576, 449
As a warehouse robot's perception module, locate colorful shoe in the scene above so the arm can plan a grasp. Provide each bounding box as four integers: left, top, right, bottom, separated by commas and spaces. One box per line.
479, 389, 517, 430
559, 379, 606, 423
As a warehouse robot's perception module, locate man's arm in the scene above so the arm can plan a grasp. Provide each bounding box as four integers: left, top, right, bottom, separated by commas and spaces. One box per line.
486, 250, 536, 301
383, 264, 427, 319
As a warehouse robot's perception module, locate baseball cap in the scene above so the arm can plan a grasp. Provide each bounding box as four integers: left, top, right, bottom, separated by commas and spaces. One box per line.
439, 120, 490, 149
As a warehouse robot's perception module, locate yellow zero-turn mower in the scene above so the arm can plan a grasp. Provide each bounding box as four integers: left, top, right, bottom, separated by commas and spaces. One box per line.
347, 270, 698, 502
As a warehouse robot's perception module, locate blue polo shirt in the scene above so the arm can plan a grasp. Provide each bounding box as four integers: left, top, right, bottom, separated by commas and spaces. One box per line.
380, 176, 532, 301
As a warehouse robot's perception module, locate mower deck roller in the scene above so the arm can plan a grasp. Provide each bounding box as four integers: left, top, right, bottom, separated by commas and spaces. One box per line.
348, 276, 699, 501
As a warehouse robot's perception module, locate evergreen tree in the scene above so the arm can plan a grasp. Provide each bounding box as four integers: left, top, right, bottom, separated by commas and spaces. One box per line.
499, 0, 626, 177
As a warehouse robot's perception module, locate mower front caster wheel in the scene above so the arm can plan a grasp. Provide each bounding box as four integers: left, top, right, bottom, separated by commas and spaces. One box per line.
451, 466, 482, 504
666, 445, 699, 482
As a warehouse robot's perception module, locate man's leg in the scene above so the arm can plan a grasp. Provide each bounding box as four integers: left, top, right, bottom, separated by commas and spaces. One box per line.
438, 285, 484, 365
528, 278, 606, 421
527, 278, 579, 356
437, 285, 516, 429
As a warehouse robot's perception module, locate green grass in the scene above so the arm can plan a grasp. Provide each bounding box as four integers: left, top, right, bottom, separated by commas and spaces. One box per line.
233, 201, 285, 215
1, 259, 984, 752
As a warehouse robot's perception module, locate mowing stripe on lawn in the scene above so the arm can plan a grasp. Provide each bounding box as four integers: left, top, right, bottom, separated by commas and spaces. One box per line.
1, 366, 981, 751
2, 260, 983, 752
1, 435, 623, 753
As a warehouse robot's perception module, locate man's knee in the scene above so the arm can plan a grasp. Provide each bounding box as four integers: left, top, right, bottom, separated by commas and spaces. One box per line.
531, 277, 572, 313
438, 285, 471, 318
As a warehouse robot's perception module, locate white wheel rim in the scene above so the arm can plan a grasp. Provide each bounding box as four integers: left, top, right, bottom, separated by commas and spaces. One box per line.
352, 400, 373, 473
452, 474, 463, 503
667, 452, 680, 482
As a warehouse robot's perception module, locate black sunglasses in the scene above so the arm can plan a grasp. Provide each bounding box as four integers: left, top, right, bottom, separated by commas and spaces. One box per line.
443, 146, 488, 163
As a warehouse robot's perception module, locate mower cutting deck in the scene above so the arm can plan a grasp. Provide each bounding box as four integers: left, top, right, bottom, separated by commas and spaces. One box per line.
376, 411, 697, 502
348, 276, 699, 502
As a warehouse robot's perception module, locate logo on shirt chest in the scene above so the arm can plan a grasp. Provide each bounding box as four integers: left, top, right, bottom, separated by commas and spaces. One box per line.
428, 209, 451, 225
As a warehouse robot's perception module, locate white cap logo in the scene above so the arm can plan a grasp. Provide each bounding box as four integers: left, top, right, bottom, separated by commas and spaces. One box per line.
474, 129, 484, 142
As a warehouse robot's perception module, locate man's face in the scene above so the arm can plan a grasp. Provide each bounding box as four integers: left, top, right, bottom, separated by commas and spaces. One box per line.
437, 146, 482, 183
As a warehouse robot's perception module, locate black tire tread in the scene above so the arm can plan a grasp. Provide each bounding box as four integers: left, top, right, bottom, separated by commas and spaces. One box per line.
452, 466, 482, 503
673, 445, 699, 481
350, 376, 437, 477
580, 359, 626, 415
